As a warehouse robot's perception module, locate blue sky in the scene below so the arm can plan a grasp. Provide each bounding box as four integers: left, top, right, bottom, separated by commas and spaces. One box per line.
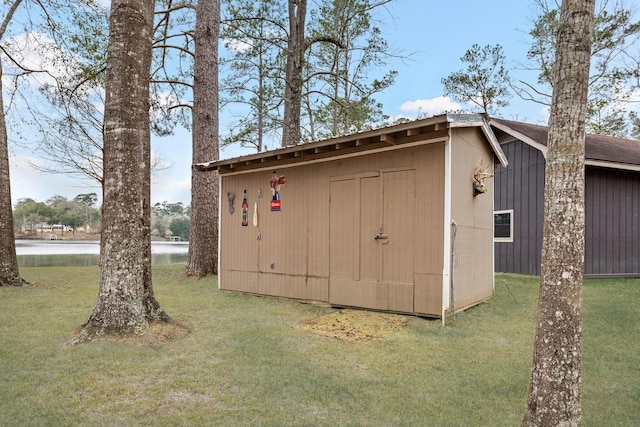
9, 1, 555, 207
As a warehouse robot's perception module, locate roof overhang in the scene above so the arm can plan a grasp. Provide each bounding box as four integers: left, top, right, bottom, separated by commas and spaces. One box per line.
196, 113, 508, 174
447, 113, 508, 167
586, 159, 640, 172
490, 117, 640, 172
490, 118, 548, 156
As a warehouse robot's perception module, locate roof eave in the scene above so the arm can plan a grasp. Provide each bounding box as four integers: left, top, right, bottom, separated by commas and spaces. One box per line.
196, 113, 508, 173
489, 118, 548, 156
586, 159, 640, 172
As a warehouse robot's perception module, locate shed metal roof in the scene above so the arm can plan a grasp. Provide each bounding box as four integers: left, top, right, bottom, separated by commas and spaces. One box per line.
196, 113, 507, 174
491, 118, 640, 172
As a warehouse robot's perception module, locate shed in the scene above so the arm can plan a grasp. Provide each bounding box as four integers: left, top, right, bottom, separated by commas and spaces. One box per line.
491, 118, 640, 278
198, 113, 508, 318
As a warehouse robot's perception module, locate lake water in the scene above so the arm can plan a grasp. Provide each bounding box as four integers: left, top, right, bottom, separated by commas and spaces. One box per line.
16, 240, 189, 267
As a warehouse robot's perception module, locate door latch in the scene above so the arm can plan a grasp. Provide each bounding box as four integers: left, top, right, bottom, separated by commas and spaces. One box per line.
374, 233, 389, 240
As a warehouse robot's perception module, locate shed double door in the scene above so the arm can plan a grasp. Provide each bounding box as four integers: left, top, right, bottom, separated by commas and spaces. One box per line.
329, 169, 415, 313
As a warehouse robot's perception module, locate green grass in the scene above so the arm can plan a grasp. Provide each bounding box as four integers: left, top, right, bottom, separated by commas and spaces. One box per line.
1, 266, 638, 426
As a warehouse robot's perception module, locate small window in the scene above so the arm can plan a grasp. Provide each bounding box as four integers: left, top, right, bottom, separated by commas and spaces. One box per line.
494, 210, 513, 242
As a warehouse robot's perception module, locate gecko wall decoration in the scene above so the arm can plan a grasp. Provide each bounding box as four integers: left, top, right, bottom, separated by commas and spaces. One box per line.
227, 192, 235, 214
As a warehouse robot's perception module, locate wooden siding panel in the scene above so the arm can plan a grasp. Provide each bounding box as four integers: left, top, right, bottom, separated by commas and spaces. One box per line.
585, 167, 640, 276
414, 273, 443, 316
221, 271, 259, 293
220, 177, 260, 273
493, 140, 545, 276
360, 176, 380, 283
259, 272, 306, 299
329, 179, 358, 281
494, 148, 640, 278
414, 143, 445, 275
450, 128, 495, 311
387, 283, 414, 313
219, 139, 491, 314
325, 145, 445, 313
414, 143, 445, 315
259, 169, 307, 276
306, 168, 330, 280
453, 227, 494, 311
381, 169, 416, 285
305, 277, 329, 302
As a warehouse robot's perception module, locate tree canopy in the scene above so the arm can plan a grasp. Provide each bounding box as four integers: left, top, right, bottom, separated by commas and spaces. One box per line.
441, 44, 510, 115
221, 0, 399, 150
515, 0, 640, 137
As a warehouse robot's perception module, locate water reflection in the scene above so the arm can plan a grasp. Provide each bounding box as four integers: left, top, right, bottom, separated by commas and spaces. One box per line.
16, 240, 189, 267
19, 254, 100, 268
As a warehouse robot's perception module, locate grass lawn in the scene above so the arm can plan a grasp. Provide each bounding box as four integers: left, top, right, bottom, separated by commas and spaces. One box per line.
1, 265, 638, 426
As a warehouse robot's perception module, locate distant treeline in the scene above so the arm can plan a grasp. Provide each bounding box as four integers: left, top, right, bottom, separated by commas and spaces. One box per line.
14, 195, 190, 240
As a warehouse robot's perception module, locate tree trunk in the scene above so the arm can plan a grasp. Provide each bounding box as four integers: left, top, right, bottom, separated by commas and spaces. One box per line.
74, 0, 169, 342
0, 0, 27, 287
281, 0, 307, 147
185, 0, 220, 277
522, 0, 595, 425
0, 63, 27, 287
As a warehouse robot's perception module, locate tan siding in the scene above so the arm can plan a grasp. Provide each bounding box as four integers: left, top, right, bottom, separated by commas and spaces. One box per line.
387, 283, 414, 313
415, 273, 443, 316
414, 143, 445, 274
450, 128, 495, 312
329, 178, 358, 281
360, 176, 380, 283
219, 141, 451, 315
259, 272, 306, 299
306, 170, 330, 279
305, 277, 329, 301
214, 117, 502, 316
381, 169, 416, 284
222, 270, 259, 293
220, 177, 259, 274
259, 168, 307, 276
414, 143, 445, 316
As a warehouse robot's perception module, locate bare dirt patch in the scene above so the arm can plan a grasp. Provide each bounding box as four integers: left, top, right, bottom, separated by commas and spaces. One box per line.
299, 309, 409, 343
141, 320, 191, 346
66, 319, 191, 348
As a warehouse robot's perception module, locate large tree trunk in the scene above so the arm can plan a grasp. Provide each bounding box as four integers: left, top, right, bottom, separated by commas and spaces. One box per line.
0, 64, 26, 287
522, 0, 595, 425
0, 0, 27, 287
281, 0, 306, 147
74, 0, 169, 342
186, 0, 219, 277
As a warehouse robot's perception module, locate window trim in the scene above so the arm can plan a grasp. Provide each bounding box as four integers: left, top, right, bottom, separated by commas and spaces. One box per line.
494, 209, 514, 243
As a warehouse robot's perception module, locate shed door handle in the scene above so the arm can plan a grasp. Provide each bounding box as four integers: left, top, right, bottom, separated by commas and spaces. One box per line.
374, 233, 388, 240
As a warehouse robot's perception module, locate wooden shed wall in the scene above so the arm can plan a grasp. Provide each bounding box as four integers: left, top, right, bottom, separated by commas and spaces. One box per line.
493, 140, 545, 276
219, 142, 446, 315
494, 138, 640, 278
450, 127, 496, 311
585, 166, 640, 277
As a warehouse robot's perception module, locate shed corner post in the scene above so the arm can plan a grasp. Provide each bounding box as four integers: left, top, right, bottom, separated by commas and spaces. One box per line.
442, 134, 453, 326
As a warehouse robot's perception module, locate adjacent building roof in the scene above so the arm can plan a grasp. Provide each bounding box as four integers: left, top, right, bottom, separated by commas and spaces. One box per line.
196, 113, 508, 174
491, 118, 640, 172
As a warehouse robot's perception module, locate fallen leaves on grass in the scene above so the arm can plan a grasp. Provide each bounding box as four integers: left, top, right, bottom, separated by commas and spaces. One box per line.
142, 320, 191, 347
299, 309, 409, 343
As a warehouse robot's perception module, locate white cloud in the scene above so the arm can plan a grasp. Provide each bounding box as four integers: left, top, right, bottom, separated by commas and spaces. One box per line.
223, 38, 253, 54
399, 96, 462, 117
9, 154, 100, 206
151, 173, 191, 205
2, 32, 72, 89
